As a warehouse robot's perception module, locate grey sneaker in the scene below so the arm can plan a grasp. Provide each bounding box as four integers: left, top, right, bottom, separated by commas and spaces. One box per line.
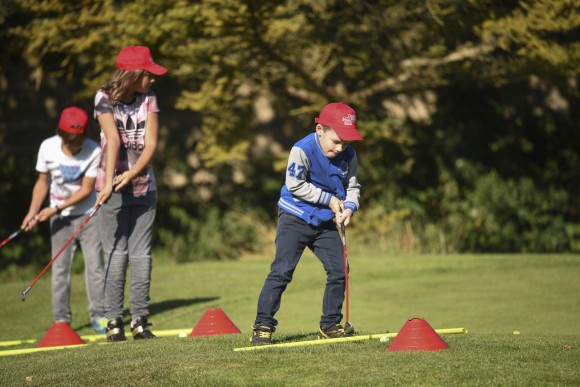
250, 324, 275, 345
317, 323, 346, 339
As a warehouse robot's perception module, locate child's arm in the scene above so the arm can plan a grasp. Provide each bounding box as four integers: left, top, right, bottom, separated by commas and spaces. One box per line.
340, 153, 361, 227
286, 146, 343, 217
96, 112, 120, 205
37, 176, 96, 221
22, 173, 50, 231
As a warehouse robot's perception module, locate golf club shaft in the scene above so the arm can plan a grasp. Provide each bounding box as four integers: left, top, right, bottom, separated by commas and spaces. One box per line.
0, 229, 22, 249
341, 222, 349, 323
20, 205, 100, 301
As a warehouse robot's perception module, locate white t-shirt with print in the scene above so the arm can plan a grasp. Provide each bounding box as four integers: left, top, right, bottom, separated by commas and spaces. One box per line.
35, 135, 100, 217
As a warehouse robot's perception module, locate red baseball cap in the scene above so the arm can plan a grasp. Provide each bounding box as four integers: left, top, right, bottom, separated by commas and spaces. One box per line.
116, 46, 167, 75
58, 106, 88, 134
315, 102, 363, 141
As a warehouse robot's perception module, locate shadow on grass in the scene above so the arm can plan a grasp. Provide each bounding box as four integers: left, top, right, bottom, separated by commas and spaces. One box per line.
75, 296, 220, 330
148, 297, 220, 315
277, 332, 315, 343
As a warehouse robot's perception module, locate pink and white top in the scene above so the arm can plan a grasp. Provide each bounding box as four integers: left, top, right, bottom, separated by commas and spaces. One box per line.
94, 90, 159, 195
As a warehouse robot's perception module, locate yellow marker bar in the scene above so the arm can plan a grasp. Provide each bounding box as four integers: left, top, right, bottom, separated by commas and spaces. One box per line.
0, 328, 193, 348
0, 339, 38, 347
81, 328, 191, 342
151, 328, 192, 338
233, 328, 467, 352
234, 332, 396, 351
435, 328, 468, 334
79, 334, 105, 342
0, 344, 88, 357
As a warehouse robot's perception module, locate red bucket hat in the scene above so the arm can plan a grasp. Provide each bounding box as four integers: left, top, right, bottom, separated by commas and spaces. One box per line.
116, 46, 167, 75
58, 106, 88, 134
315, 102, 363, 141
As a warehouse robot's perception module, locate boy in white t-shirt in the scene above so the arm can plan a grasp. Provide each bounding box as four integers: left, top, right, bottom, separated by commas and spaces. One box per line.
22, 106, 107, 333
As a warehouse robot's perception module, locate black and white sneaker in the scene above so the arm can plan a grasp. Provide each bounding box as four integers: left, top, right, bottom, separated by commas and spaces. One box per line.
131, 317, 157, 340
106, 318, 127, 342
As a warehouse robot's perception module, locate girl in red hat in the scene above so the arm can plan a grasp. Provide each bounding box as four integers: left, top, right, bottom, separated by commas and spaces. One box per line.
94, 46, 167, 341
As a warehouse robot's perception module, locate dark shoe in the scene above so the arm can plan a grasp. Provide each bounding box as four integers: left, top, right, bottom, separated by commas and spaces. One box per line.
106, 318, 127, 342
131, 317, 157, 340
250, 324, 274, 345
317, 323, 346, 339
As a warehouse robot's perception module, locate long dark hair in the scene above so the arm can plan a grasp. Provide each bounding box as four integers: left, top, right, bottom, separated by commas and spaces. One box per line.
101, 69, 145, 102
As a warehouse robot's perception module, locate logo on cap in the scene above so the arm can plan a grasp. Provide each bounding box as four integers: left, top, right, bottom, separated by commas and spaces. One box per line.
342, 114, 356, 126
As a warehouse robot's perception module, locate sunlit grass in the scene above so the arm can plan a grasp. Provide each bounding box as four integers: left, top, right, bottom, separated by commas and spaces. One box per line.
1, 250, 579, 385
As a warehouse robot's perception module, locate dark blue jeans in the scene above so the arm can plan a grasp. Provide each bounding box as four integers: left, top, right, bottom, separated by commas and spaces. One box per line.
255, 211, 346, 329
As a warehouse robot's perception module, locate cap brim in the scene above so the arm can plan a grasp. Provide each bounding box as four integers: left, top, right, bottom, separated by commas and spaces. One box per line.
58, 127, 86, 134
334, 127, 364, 141
145, 63, 168, 75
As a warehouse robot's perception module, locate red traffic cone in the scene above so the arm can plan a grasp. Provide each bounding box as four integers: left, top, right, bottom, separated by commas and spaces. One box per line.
189, 308, 241, 337
37, 322, 86, 348
387, 318, 449, 351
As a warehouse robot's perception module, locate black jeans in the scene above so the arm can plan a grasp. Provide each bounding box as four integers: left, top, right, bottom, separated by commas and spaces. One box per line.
255, 211, 346, 329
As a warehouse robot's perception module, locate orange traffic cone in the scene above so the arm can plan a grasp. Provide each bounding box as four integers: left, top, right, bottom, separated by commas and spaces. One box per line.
387, 318, 449, 351
189, 308, 241, 337
37, 322, 86, 348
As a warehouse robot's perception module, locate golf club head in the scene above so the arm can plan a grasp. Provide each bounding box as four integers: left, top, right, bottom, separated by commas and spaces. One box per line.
345, 321, 355, 335
20, 286, 30, 302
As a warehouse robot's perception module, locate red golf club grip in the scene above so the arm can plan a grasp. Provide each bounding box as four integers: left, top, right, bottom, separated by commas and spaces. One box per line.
0, 229, 22, 249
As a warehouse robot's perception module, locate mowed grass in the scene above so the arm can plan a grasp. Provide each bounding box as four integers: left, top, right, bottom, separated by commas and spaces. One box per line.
0, 249, 579, 385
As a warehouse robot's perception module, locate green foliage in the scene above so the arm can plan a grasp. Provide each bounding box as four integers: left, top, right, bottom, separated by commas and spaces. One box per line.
478, 0, 580, 78
156, 205, 268, 263
1, 0, 579, 263
359, 164, 571, 254
457, 174, 570, 252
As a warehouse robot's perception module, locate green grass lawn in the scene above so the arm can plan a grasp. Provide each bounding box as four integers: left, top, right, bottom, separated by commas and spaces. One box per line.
0, 249, 579, 385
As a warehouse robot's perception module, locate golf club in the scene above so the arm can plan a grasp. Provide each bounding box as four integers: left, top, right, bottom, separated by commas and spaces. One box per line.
0, 229, 23, 250
340, 220, 354, 335
20, 204, 100, 302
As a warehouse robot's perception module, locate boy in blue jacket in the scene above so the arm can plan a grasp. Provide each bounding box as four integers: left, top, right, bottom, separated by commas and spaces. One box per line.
251, 102, 363, 344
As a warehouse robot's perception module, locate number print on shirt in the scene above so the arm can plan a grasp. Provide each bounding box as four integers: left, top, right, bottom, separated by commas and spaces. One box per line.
288, 162, 306, 179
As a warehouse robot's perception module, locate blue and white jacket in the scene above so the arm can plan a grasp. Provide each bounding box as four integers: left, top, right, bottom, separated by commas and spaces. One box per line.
278, 133, 361, 226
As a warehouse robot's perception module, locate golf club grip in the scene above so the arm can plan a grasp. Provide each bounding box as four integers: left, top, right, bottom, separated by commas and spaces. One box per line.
0, 229, 22, 249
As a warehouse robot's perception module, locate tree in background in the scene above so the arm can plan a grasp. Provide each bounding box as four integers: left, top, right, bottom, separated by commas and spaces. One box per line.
1, 0, 579, 269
